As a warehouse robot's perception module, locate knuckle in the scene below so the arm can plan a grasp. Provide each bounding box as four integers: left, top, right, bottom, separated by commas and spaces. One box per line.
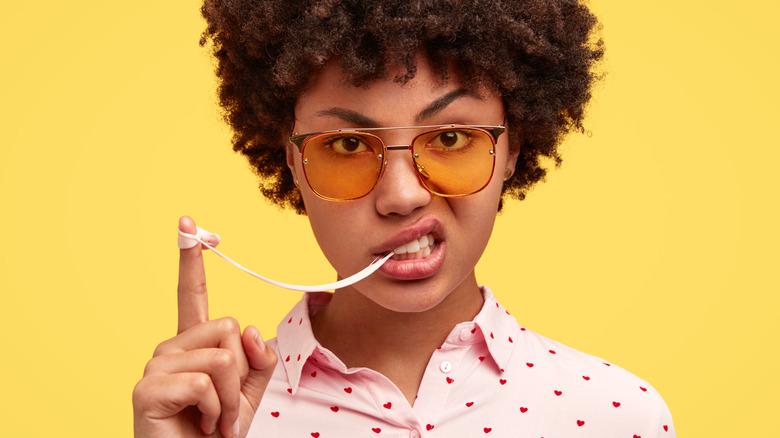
210, 349, 236, 372
178, 279, 208, 296
152, 339, 173, 358
132, 378, 151, 409
142, 358, 158, 377
258, 348, 279, 372
223, 395, 241, 414
190, 373, 212, 395
216, 316, 241, 336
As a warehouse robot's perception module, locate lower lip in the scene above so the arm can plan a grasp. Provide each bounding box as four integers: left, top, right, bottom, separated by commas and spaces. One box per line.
377, 241, 446, 280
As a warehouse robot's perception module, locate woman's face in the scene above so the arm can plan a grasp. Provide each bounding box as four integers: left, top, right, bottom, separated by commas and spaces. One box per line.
288, 58, 519, 314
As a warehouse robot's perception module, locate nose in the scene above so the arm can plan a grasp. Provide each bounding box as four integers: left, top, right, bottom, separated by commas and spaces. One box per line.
373, 148, 432, 216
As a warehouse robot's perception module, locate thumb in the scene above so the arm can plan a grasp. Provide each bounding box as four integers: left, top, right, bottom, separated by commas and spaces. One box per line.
240, 325, 278, 412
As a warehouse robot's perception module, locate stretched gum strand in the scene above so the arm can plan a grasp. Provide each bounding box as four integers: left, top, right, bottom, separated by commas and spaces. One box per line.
177, 228, 393, 292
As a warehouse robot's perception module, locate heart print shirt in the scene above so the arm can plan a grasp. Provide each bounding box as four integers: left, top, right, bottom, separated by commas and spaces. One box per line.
248, 287, 675, 437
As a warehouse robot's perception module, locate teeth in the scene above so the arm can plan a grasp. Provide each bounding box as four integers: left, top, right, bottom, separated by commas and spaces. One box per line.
392, 234, 435, 259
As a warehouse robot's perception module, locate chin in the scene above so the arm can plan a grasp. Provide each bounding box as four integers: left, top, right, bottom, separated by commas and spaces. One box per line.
360, 280, 453, 314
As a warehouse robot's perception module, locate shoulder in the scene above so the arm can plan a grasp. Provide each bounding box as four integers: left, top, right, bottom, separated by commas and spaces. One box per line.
505, 327, 675, 436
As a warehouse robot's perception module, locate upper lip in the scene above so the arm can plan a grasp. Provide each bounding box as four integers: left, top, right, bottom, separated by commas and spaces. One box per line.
371, 216, 443, 255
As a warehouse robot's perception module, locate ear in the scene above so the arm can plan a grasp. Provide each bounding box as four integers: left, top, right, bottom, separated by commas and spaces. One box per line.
505, 145, 521, 179
285, 143, 299, 185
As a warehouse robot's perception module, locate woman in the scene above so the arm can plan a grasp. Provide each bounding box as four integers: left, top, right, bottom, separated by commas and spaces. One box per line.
133, 0, 675, 436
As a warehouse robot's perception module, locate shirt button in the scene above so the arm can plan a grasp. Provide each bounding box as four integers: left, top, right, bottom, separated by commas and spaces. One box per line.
410, 430, 420, 438
459, 328, 472, 341
439, 361, 453, 373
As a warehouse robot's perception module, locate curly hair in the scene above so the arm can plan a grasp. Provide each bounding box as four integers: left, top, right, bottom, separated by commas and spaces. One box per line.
200, 0, 604, 214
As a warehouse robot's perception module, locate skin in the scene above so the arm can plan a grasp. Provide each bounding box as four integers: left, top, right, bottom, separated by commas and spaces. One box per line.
290, 57, 519, 404
132, 216, 278, 438
132, 56, 518, 436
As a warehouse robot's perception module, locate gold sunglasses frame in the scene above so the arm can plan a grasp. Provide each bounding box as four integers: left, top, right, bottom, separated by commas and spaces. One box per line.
289, 124, 506, 201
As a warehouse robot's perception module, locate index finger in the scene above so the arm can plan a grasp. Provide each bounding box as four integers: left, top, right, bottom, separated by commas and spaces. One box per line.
177, 215, 209, 333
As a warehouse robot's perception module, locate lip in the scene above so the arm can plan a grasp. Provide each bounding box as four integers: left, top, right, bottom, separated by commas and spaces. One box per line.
371, 216, 445, 280
378, 242, 446, 280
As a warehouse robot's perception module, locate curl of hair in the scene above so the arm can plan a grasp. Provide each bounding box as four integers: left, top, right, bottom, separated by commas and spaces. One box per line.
200, 0, 604, 214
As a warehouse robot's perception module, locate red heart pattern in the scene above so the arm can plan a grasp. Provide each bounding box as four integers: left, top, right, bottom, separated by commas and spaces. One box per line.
263, 293, 673, 437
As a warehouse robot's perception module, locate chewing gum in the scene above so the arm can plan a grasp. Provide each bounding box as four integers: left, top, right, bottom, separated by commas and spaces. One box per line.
177, 226, 392, 292
177, 226, 221, 249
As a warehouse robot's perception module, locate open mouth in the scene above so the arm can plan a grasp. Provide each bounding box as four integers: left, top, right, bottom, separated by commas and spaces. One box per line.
391, 234, 435, 261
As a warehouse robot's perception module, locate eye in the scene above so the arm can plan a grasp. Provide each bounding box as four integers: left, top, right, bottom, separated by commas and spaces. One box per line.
327, 135, 370, 154
430, 130, 471, 150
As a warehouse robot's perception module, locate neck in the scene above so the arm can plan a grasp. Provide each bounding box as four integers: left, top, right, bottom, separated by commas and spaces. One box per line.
310, 274, 484, 404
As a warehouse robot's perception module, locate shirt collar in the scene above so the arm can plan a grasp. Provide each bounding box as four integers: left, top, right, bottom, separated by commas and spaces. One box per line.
275, 286, 520, 392
470, 285, 521, 371
275, 292, 327, 394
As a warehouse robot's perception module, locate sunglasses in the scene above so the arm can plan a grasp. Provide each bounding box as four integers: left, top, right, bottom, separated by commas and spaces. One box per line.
289, 124, 505, 201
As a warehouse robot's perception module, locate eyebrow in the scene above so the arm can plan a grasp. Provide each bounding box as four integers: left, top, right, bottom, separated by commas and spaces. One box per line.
313, 88, 482, 127
414, 89, 481, 123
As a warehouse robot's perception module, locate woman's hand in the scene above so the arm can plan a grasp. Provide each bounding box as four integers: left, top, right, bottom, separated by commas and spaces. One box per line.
133, 217, 278, 437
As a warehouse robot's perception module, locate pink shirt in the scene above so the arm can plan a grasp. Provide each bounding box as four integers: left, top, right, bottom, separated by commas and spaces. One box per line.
249, 287, 675, 437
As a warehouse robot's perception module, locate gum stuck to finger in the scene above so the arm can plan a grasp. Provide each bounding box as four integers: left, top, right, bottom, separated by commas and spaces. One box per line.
177, 226, 393, 292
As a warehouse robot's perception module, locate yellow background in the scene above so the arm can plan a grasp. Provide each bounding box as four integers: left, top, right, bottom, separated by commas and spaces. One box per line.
1, 0, 777, 435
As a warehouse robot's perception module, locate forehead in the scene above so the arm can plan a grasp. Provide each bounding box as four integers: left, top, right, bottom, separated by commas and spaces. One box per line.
294, 57, 503, 127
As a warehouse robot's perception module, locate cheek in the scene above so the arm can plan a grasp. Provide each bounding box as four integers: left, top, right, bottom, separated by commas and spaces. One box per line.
304, 198, 374, 265
446, 166, 505, 244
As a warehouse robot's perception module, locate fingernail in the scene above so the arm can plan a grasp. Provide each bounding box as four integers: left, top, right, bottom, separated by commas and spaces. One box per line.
255, 330, 266, 352
232, 419, 240, 437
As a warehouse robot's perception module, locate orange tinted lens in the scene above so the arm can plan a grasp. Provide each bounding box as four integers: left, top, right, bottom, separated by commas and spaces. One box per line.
411, 128, 496, 196
301, 132, 384, 200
